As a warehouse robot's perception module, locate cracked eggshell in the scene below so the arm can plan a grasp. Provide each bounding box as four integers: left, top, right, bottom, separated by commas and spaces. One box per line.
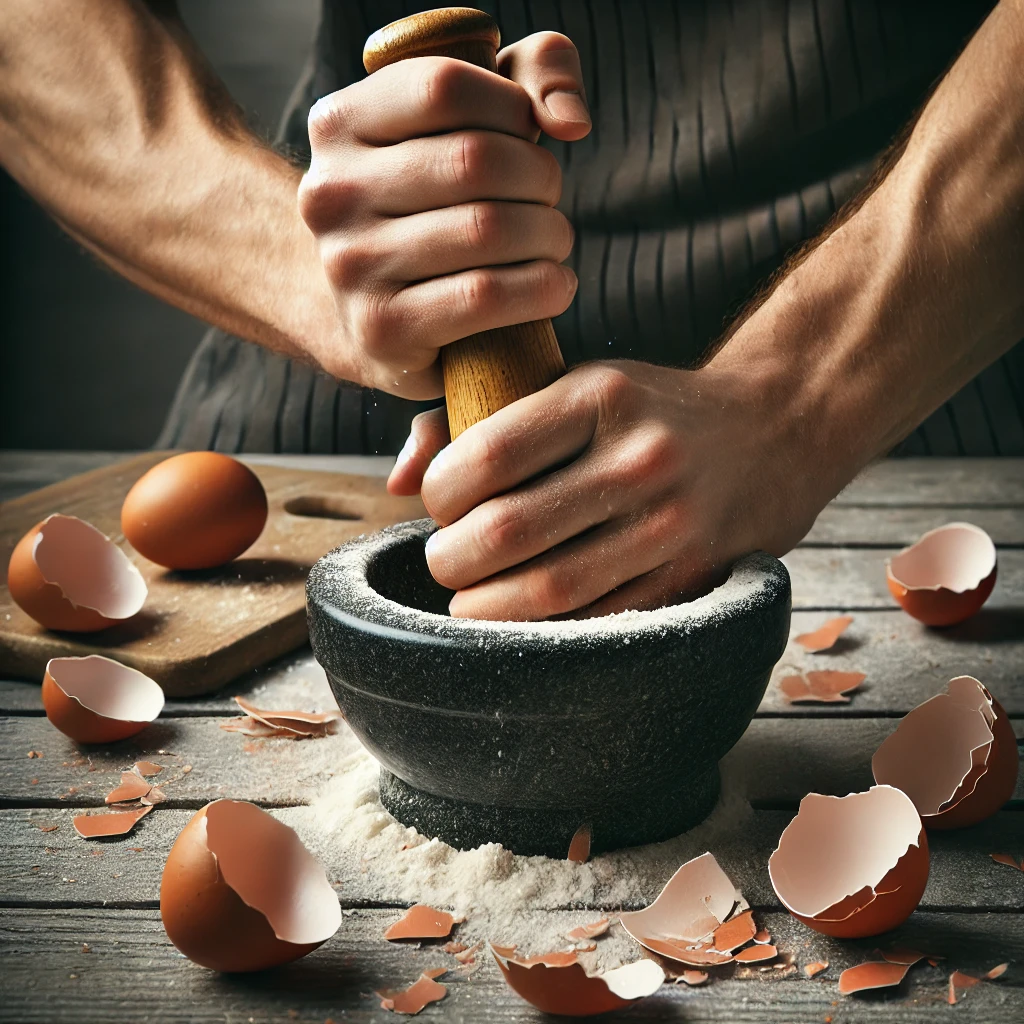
42, 656, 164, 743
873, 676, 1018, 829
491, 946, 663, 1017
769, 787, 928, 939
160, 800, 341, 972
122, 452, 267, 570
885, 523, 997, 626
7, 515, 147, 632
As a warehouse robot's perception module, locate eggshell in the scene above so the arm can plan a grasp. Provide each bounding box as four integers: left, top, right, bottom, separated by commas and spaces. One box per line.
491, 946, 663, 1017
769, 786, 929, 939
872, 676, 1018, 829
7, 515, 147, 632
121, 452, 267, 570
886, 523, 997, 626
42, 656, 164, 743
384, 904, 456, 941
160, 800, 341, 972
378, 970, 448, 1013
838, 960, 912, 995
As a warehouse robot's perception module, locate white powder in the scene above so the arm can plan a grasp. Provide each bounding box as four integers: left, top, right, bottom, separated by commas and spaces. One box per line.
291, 720, 754, 962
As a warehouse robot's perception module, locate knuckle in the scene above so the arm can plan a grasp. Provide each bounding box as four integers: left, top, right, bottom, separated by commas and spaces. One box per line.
298, 169, 361, 232
589, 364, 635, 410
533, 567, 573, 616
480, 500, 524, 555
533, 261, 574, 313
322, 236, 373, 290
418, 58, 468, 114
450, 132, 490, 190
454, 268, 500, 321
537, 146, 564, 205
355, 292, 401, 359
465, 203, 503, 254
307, 92, 351, 148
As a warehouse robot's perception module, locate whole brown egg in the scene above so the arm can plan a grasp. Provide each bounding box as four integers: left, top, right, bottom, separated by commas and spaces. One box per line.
121, 453, 267, 570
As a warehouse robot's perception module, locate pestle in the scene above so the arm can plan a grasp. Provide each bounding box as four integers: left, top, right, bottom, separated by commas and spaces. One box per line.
306, 9, 794, 858
362, 7, 566, 440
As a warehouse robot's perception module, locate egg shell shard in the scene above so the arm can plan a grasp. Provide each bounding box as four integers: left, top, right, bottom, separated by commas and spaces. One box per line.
7, 515, 147, 632
74, 804, 152, 838
803, 961, 829, 978
838, 960, 912, 995
872, 676, 1019, 829
678, 971, 708, 986
769, 787, 929, 939
384, 904, 456, 941
734, 944, 777, 963
567, 918, 611, 941
135, 761, 163, 776
232, 696, 342, 736
712, 910, 756, 952
885, 523, 997, 626
491, 945, 663, 1017
795, 616, 854, 652
105, 771, 152, 804
567, 822, 592, 863
43, 656, 164, 744
160, 800, 341, 972
378, 971, 448, 1014
620, 852, 747, 956
121, 452, 268, 570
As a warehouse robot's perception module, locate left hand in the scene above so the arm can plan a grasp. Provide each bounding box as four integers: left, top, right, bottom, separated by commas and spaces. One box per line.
387, 358, 834, 620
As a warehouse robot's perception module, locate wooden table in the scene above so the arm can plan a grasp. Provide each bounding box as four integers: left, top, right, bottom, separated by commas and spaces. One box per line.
1, 452, 1021, 1023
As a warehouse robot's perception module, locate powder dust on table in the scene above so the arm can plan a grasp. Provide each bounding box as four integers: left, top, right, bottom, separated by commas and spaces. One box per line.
285, 718, 755, 963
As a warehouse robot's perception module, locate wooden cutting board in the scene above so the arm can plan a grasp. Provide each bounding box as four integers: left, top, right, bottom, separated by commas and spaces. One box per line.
0, 452, 425, 696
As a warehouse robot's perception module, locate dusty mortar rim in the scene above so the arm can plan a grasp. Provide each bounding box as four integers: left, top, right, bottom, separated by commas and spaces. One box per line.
306, 518, 791, 645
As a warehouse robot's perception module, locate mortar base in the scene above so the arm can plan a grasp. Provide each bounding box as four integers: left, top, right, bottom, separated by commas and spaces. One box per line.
379, 765, 721, 858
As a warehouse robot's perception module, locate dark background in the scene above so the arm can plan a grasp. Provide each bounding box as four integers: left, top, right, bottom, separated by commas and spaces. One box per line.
0, 0, 319, 451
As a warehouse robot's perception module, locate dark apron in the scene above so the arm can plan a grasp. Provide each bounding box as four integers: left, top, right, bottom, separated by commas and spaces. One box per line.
158, 0, 1024, 456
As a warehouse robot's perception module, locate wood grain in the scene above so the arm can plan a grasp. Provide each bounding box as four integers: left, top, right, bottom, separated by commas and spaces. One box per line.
0, 453, 424, 695
362, 8, 566, 439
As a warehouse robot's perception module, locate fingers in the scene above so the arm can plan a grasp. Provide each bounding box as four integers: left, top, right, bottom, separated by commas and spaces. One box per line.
388, 408, 450, 496
309, 57, 537, 148
576, 559, 720, 618
498, 32, 591, 142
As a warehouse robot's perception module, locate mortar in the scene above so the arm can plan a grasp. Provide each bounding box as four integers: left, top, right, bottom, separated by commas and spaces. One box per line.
306, 9, 793, 857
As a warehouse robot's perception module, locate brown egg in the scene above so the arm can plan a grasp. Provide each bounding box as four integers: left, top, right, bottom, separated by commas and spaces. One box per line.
769, 787, 929, 939
122, 453, 267, 570
43, 656, 164, 744
160, 800, 340, 972
886, 523, 997, 627
7, 515, 147, 632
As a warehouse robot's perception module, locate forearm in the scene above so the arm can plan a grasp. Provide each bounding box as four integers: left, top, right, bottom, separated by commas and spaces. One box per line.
0, 1, 340, 371
721, 0, 1024, 497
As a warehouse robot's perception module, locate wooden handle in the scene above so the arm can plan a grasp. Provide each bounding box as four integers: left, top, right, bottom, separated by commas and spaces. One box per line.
363, 8, 566, 439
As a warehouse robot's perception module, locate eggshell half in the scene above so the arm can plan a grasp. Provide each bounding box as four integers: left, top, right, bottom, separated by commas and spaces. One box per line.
42, 656, 164, 744
769, 786, 929, 938
872, 676, 1018, 829
8, 515, 147, 632
122, 452, 267, 570
160, 800, 341, 971
491, 946, 663, 1017
886, 523, 997, 626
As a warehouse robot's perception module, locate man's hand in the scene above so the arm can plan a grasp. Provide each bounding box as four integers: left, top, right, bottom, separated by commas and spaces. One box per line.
387, 357, 830, 620
298, 34, 590, 397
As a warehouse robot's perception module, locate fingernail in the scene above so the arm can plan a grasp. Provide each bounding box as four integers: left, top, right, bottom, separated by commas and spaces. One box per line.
543, 89, 590, 126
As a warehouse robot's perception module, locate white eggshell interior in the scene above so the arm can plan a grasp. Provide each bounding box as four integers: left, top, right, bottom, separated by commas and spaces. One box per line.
47, 655, 165, 722
872, 676, 995, 816
768, 786, 923, 919
34, 515, 147, 619
887, 522, 996, 592
601, 959, 665, 1000
205, 800, 341, 945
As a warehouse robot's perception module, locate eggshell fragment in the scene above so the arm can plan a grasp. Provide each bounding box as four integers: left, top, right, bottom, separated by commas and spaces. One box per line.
769, 787, 929, 939
567, 918, 611, 941
872, 676, 1018, 829
384, 904, 456, 941
795, 616, 854, 652
989, 853, 1022, 870
712, 910, 756, 952
839, 960, 912, 995
780, 671, 866, 704
378, 970, 448, 1014
135, 761, 163, 776
43, 656, 164, 744
7, 515, 147, 632
105, 771, 152, 804
232, 696, 342, 737
886, 523, 997, 626
734, 944, 777, 963
122, 452, 268, 570
948, 970, 980, 1004
567, 822, 592, 863
803, 961, 828, 978
677, 971, 708, 986
491, 945, 663, 1017
160, 800, 341, 972
74, 805, 152, 838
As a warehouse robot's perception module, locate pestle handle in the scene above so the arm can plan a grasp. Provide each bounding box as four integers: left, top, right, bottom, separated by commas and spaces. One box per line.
363, 7, 567, 439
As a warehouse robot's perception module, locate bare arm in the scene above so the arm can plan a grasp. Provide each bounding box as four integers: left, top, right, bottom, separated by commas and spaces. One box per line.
0, 0, 337, 368
397, 0, 1024, 619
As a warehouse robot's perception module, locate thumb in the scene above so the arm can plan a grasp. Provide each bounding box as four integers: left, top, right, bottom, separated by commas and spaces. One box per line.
497, 32, 591, 142
387, 406, 451, 497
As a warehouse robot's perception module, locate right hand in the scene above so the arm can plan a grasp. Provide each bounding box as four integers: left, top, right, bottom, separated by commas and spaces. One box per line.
297, 33, 590, 397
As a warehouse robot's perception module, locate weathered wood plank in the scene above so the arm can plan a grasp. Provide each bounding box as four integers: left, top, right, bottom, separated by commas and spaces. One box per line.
0, 907, 1020, 1023
835, 458, 1024, 506
2, 716, 1021, 808
783, 548, 1024, 609
4, 805, 1022, 911
805, 505, 1024, 546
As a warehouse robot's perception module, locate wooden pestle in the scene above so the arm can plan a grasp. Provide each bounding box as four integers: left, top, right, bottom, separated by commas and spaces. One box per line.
363, 7, 567, 439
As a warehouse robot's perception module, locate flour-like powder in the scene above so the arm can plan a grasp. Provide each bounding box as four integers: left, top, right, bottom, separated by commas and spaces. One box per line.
290, 719, 754, 962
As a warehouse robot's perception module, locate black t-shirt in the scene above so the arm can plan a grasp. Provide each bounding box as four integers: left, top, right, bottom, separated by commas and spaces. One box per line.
159, 0, 1024, 455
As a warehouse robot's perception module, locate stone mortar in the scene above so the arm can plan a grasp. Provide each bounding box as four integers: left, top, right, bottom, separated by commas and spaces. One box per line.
307, 518, 792, 858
